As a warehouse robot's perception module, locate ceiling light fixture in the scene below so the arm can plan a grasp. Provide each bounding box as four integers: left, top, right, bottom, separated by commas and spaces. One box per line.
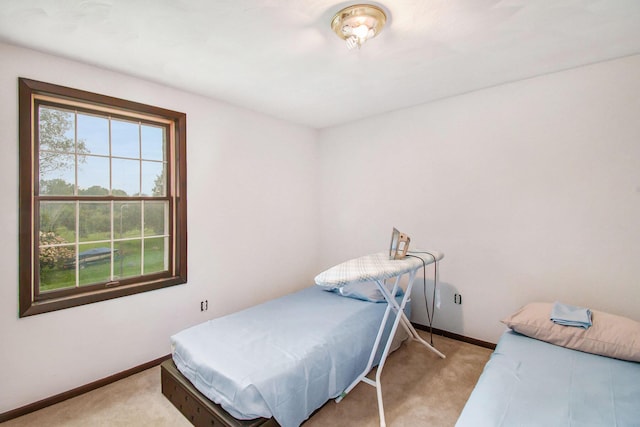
331, 4, 387, 50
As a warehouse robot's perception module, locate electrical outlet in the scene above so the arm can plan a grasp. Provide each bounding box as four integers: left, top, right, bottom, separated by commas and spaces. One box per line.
200, 300, 208, 311
454, 293, 462, 305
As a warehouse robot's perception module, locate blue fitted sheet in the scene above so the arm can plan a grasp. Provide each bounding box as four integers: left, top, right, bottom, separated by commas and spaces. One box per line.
456, 330, 640, 427
171, 285, 406, 427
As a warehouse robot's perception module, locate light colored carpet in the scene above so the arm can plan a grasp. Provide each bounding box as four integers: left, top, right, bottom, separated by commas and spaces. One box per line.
1, 364, 191, 427
2, 332, 491, 427
304, 333, 492, 427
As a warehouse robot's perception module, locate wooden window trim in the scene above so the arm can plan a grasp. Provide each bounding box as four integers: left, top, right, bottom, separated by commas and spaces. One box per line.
18, 78, 187, 317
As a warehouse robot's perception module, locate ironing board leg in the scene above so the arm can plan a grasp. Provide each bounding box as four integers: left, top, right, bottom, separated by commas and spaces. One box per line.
381, 274, 446, 360
371, 276, 410, 427
336, 268, 446, 427
400, 313, 446, 358
335, 297, 394, 402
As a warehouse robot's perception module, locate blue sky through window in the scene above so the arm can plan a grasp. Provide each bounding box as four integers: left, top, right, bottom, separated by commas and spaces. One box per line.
40, 106, 166, 196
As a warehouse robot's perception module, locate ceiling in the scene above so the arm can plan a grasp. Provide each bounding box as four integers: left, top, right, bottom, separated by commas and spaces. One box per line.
1, 0, 639, 129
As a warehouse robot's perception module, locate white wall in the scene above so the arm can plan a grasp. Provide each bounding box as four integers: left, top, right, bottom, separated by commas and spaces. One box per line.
318, 55, 640, 344
2, 40, 639, 415
0, 42, 319, 413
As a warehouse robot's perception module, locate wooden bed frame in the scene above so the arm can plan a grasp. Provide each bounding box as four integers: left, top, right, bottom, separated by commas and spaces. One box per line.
160, 359, 279, 427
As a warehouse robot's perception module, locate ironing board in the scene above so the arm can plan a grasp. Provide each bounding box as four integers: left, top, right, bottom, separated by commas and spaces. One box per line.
314, 251, 446, 427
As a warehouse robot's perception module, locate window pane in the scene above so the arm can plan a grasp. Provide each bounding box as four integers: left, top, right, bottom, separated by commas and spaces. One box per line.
40, 201, 76, 243
39, 203, 76, 292
144, 201, 167, 236
39, 106, 75, 153
115, 201, 141, 240
116, 239, 142, 279
39, 243, 76, 292
112, 158, 140, 196
78, 155, 109, 195
141, 161, 165, 196
111, 119, 139, 158
77, 243, 112, 286
78, 113, 109, 156
144, 237, 167, 275
141, 124, 164, 161
78, 202, 110, 242
39, 158, 75, 195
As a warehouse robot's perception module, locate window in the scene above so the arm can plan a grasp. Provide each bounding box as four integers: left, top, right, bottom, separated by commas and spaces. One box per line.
18, 78, 187, 317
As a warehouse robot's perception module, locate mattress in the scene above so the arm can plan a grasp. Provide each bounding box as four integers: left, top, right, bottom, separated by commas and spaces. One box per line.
456, 330, 640, 427
171, 285, 408, 427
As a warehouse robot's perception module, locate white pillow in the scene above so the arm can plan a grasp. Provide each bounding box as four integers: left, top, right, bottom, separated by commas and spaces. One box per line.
329, 281, 404, 303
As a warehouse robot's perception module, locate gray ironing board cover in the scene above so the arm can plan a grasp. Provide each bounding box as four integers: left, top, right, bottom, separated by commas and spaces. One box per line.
314, 251, 444, 288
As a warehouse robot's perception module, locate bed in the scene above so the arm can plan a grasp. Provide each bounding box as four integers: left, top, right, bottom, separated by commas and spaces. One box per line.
456, 302, 640, 427
163, 284, 410, 427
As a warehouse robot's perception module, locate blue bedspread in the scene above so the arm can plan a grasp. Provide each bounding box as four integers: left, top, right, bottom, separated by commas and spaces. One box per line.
171, 286, 404, 427
456, 330, 640, 427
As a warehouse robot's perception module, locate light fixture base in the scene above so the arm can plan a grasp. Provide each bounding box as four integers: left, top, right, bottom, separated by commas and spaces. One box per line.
331, 4, 387, 49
